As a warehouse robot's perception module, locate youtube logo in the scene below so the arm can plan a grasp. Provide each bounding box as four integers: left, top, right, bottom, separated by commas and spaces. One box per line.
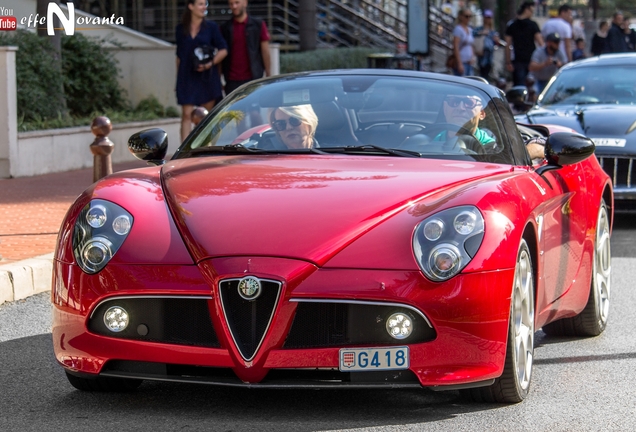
0, 16, 17, 31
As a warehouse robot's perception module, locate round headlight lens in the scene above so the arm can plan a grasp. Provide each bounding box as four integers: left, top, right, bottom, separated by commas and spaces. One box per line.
386, 312, 413, 340
454, 211, 477, 235
429, 245, 461, 278
82, 238, 112, 268
423, 219, 444, 241
112, 215, 132, 235
86, 205, 107, 228
103, 306, 129, 332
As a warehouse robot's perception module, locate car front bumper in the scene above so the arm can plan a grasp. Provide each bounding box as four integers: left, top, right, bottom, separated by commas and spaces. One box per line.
52, 257, 515, 389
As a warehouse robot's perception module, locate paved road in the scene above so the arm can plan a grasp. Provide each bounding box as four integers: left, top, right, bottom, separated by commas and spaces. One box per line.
1, 213, 635, 431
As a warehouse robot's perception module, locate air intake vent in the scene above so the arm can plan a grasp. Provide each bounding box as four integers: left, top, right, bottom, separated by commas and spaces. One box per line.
284, 300, 436, 348
88, 297, 219, 347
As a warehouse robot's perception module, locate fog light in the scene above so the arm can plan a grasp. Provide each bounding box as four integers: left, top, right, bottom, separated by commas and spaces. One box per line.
386, 312, 413, 340
103, 306, 129, 332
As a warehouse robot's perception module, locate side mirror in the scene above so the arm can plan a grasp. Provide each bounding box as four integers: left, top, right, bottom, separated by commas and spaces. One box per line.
536, 132, 595, 176
128, 128, 168, 165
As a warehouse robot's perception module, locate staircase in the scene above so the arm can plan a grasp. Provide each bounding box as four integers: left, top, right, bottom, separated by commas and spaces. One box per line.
206, 0, 454, 72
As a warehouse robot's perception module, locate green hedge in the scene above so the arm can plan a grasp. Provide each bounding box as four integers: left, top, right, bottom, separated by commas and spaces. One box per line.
61, 33, 127, 116
0, 30, 176, 131
0, 30, 66, 121
280, 47, 385, 74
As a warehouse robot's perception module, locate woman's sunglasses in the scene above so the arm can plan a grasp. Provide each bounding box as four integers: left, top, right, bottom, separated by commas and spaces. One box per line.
272, 117, 302, 131
444, 96, 481, 109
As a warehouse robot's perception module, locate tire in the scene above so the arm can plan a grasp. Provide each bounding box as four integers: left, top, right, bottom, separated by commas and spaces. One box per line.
542, 200, 611, 337
65, 371, 143, 392
463, 239, 535, 403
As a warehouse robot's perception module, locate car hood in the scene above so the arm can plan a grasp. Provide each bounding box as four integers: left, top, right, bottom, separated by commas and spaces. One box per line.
161, 155, 507, 265
521, 104, 636, 154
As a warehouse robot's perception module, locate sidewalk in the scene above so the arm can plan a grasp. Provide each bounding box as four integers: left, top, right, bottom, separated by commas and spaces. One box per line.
0, 160, 146, 305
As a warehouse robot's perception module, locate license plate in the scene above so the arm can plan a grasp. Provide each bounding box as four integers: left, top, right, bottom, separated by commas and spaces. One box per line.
339, 346, 409, 371
593, 138, 626, 147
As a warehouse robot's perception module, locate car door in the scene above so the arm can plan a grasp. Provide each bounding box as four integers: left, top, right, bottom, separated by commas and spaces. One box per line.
531, 162, 589, 308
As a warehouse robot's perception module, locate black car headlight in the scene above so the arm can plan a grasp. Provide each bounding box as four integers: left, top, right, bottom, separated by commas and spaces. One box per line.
413, 206, 484, 281
72, 199, 133, 274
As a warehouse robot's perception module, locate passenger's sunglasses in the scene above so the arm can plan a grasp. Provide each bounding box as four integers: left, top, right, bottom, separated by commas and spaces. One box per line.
444, 96, 481, 109
272, 116, 302, 131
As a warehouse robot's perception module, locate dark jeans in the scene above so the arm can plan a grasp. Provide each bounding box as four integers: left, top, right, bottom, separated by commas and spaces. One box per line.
512, 61, 530, 86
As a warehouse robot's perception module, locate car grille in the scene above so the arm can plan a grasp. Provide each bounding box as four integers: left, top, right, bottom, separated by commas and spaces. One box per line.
219, 278, 282, 361
283, 301, 436, 348
598, 156, 634, 190
88, 297, 220, 347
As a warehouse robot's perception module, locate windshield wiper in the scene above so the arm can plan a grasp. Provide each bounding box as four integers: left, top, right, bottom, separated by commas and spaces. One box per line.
321, 144, 421, 157
188, 144, 330, 155
189, 144, 267, 155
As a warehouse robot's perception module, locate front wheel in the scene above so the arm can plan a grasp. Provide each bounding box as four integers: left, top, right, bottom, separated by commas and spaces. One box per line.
463, 239, 535, 403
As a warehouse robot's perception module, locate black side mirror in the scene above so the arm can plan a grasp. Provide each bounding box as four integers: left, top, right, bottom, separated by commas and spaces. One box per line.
128, 128, 168, 165
536, 132, 595, 176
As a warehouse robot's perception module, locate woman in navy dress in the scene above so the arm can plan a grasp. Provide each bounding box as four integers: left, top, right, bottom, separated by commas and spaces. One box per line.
176, 0, 228, 141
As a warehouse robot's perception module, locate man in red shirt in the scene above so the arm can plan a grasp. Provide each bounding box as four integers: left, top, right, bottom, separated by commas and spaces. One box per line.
221, 0, 271, 96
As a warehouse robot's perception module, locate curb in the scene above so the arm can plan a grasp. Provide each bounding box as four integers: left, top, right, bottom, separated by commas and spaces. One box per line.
0, 253, 54, 306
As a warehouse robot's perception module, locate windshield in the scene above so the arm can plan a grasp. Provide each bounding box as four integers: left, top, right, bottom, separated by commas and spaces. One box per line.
539, 65, 636, 106
173, 75, 513, 163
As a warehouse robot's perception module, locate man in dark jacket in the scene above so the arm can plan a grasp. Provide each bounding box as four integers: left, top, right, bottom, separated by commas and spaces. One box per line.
606, 11, 630, 53
505, 1, 544, 86
221, 0, 271, 96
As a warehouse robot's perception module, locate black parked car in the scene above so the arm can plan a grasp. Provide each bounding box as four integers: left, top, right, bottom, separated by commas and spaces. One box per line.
517, 53, 636, 206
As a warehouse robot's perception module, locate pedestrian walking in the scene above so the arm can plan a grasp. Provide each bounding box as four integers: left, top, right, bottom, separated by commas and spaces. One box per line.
529, 32, 567, 93
505, 1, 544, 86
621, 17, 636, 52
175, 0, 228, 142
590, 20, 609, 56
220, 0, 271, 96
473, 9, 500, 82
605, 12, 630, 53
541, 4, 573, 63
450, 8, 475, 77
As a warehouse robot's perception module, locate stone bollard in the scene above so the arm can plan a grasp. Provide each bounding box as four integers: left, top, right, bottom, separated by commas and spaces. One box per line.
191, 106, 208, 127
90, 116, 114, 182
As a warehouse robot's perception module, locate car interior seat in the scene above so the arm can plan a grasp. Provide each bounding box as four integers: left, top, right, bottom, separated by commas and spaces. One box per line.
311, 101, 360, 147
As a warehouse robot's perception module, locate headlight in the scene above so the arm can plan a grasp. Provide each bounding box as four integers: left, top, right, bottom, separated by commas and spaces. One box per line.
413, 205, 484, 281
73, 199, 133, 274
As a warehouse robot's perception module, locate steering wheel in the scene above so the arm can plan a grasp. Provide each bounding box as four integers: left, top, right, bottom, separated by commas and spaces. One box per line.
399, 123, 485, 155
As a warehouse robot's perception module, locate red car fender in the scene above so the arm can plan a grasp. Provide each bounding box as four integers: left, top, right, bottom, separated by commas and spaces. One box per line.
54, 167, 192, 265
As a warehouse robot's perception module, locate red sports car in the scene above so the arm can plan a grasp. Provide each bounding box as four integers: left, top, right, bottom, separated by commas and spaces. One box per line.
52, 70, 613, 403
